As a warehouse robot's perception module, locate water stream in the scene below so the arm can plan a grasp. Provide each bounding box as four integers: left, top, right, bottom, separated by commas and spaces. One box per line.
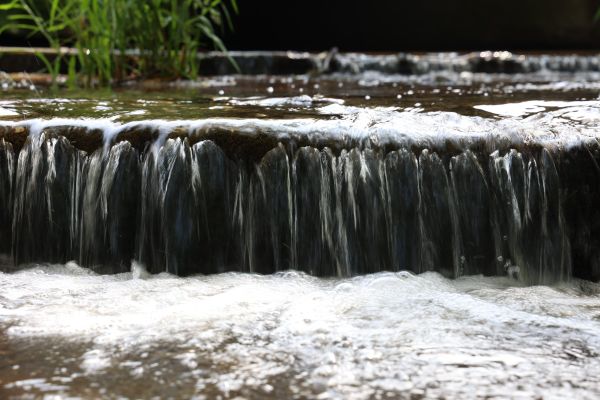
1, 53, 600, 398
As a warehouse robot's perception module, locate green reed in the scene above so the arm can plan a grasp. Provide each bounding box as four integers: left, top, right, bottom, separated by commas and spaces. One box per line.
0, 0, 238, 86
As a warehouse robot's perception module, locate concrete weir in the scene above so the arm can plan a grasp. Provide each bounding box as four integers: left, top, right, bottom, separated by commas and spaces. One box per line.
0, 116, 598, 284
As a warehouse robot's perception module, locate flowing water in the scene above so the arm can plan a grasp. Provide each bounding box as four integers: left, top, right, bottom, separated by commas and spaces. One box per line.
1, 265, 600, 399
1, 52, 600, 398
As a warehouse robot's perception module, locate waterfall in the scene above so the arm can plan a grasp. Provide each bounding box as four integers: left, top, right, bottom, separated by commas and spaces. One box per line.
0, 121, 595, 284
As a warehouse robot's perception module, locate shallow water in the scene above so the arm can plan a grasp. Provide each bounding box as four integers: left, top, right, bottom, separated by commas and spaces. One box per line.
2, 70, 600, 155
1, 264, 599, 399
2, 69, 600, 122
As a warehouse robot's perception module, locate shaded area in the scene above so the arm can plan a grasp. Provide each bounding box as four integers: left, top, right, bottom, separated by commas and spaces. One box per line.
223, 0, 600, 51
3, 1, 600, 53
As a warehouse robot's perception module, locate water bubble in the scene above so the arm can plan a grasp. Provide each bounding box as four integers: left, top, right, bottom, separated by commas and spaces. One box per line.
396, 271, 413, 279
334, 282, 354, 292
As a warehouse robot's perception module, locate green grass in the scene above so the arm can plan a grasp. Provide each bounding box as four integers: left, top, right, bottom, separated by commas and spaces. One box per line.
0, 0, 238, 86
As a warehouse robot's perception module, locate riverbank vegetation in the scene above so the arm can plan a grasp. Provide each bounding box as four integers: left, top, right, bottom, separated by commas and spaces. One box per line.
0, 0, 238, 86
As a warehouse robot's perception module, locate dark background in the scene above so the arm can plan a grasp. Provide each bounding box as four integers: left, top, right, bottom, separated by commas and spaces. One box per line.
224, 0, 600, 51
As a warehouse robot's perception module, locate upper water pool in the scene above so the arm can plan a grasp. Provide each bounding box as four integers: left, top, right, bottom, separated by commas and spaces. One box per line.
2, 51, 600, 123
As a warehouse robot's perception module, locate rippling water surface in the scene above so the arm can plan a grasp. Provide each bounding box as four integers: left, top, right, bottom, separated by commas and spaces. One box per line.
1, 264, 599, 399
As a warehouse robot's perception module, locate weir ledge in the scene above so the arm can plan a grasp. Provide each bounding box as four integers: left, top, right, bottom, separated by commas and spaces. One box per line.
0, 119, 599, 283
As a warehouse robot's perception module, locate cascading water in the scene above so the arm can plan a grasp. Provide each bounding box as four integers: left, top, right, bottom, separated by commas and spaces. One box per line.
0, 117, 586, 284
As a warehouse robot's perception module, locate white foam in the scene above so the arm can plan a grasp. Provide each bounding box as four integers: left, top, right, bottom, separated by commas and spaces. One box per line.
1, 98, 599, 151
80, 349, 111, 374
474, 100, 600, 117
0, 98, 599, 152
0, 106, 19, 117
1, 264, 599, 398
226, 95, 344, 107
505, 81, 600, 92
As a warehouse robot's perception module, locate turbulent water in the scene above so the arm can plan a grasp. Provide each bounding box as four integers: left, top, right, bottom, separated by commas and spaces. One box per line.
0, 120, 576, 282
0, 98, 597, 283
0, 264, 599, 399
2, 52, 600, 398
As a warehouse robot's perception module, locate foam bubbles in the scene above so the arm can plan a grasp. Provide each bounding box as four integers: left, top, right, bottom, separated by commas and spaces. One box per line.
1, 264, 599, 398
4, 97, 600, 152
